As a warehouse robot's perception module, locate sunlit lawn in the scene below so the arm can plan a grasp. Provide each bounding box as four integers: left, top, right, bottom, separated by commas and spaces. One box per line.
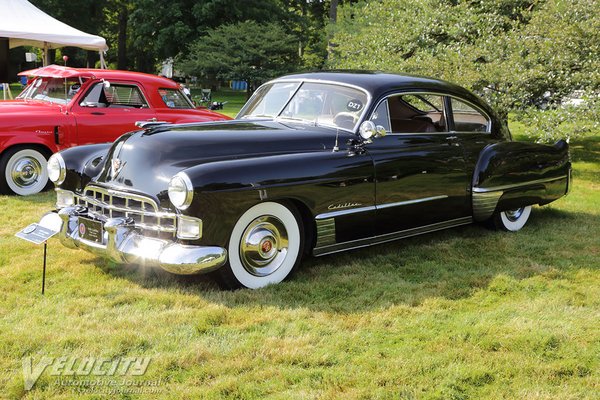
0, 124, 598, 399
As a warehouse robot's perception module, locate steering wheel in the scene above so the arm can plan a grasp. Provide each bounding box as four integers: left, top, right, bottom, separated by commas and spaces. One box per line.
333, 112, 358, 130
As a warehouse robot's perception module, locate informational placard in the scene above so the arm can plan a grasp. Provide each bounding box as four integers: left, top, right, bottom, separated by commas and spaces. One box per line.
15, 223, 58, 245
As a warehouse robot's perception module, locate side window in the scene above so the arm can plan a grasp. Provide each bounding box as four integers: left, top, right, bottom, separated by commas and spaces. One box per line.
386, 93, 448, 133
104, 84, 148, 108
80, 83, 148, 109
158, 88, 193, 109
451, 98, 489, 132
370, 99, 391, 132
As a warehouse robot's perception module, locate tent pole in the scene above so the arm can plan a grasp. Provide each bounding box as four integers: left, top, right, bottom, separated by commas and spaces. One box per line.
43, 43, 49, 66
99, 51, 106, 69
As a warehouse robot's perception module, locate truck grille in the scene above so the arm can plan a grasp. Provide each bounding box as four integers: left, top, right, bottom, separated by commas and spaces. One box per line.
75, 185, 177, 238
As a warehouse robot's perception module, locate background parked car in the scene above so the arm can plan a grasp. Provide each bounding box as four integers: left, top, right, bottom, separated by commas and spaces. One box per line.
0, 65, 230, 195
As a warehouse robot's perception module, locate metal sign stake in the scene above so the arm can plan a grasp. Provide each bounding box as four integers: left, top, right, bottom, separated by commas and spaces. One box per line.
42, 241, 47, 295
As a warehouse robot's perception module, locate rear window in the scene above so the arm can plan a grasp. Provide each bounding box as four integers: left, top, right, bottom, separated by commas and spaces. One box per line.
158, 88, 194, 109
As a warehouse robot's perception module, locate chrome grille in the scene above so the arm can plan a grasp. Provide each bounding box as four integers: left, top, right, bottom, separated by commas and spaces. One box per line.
75, 186, 177, 238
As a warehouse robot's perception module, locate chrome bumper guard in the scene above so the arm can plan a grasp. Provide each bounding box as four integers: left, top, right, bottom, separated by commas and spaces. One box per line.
38, 207, 227, 275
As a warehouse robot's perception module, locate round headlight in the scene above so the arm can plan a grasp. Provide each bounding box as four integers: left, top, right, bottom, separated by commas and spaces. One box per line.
47, 153, 66, 185
168, 172, 193, 210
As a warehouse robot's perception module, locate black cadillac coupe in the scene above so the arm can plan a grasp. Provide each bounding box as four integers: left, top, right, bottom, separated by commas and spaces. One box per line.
37, 71, 571, 289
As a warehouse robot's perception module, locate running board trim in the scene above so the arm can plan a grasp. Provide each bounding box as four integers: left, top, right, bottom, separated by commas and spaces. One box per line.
313, 216, 473, 256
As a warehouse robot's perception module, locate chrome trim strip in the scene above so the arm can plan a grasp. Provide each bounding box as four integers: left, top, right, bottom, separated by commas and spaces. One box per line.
377, 195, 448, 210
314, 216, 472, 256
315, 218, 336, 247
473, 175, 568, 193
315, 194, 448, 220
316, 205, 375, 220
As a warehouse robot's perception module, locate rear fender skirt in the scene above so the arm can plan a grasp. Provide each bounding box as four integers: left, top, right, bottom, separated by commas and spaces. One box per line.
471, 140, 570, 221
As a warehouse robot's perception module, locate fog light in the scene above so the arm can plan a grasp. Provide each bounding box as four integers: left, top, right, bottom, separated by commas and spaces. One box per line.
177, 216, 202, 240
56, 189, 74, 209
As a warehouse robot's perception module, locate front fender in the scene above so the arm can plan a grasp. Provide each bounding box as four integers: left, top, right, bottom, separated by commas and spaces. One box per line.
179, 150, 375, 248
472, 140, 571, 221
57, 143, 112, 192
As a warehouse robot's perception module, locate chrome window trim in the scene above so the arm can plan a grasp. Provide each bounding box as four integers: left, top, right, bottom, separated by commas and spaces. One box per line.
315, 194, 448, 220
368, 91, 492, 136
238, 78, 373, 134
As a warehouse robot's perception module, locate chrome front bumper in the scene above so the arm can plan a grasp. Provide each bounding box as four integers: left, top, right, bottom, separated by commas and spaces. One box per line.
38, 207, 227, 275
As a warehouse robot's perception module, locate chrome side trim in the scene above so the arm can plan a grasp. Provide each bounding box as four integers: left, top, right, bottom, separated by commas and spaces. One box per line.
315, 194, 448, 220
473, 175, 568, 193
472, 191, 503, 221
316, 205, 375, 220
313, 216, 472, 256
315, 218, 336, 247
377, 195, 448, 210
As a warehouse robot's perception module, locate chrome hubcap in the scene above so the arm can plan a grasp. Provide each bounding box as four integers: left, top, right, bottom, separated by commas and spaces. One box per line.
240, 215, 289, 277
11, 157, 42, 188
504, 208, 524, 222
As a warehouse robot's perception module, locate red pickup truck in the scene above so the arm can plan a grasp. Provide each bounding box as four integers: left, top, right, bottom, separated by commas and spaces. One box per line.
0, 65, 229, 195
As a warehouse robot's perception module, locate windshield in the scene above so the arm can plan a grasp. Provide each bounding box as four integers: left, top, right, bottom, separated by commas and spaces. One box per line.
238, 81, 369, 131
17, 77, 85, 105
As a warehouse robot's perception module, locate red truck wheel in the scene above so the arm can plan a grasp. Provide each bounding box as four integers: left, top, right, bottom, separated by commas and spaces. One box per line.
0, 147, 49, 196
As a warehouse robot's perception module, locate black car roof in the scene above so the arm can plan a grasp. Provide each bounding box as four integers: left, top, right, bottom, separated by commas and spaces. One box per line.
277, 70, 488, 111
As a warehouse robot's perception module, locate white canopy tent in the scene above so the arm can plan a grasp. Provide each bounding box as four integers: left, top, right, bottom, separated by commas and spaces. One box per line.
0, 0, 108, 68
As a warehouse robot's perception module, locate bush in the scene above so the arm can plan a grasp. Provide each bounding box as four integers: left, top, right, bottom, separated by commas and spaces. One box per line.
516, 96, 600, 143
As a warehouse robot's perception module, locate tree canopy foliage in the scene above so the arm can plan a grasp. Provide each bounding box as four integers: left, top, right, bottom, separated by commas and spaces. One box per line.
329, 0, 600, 114
178, 21, 299, 95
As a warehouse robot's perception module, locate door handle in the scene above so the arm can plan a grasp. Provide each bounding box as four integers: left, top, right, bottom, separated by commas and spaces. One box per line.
446, 135, 458, 140
91, 112, 104, 115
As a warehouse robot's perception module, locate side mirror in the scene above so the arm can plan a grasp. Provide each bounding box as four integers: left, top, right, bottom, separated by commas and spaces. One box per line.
359, 121, 387, 142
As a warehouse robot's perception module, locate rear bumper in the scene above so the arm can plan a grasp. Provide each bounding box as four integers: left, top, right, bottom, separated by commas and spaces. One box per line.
38, 206, 227, 275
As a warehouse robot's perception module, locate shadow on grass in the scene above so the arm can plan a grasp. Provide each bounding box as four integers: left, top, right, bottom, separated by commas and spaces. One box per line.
95, 206, 599, 313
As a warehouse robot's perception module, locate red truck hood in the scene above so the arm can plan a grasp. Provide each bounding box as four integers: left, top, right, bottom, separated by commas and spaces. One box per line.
0, 100, 63, 114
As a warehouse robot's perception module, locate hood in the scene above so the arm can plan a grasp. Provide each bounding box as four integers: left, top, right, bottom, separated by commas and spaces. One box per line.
0, 100, 63, 115
92, 120, 342, 202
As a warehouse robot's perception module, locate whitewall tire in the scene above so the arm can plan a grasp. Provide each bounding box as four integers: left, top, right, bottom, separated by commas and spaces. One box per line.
0, 148, 49, 196
222, 202, 303, 289
493, 206, 532, 232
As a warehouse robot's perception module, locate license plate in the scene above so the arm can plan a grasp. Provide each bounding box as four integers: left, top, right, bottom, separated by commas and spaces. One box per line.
78, 217, 104, 243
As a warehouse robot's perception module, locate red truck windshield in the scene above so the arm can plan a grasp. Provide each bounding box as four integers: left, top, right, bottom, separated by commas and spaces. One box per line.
17, 77, 87, 105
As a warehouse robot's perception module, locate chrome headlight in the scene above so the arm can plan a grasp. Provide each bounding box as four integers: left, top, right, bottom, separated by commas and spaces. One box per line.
47, 153, 66, 185
168, 172, 193, 210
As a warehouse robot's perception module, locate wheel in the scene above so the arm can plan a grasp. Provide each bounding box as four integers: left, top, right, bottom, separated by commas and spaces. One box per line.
0, 147, 50, 196
492, 206, 532, 232
217, 202, 304, 289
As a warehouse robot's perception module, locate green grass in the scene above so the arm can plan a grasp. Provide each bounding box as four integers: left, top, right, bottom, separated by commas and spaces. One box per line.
0, 124, 598, 399
190, 88, 247, 118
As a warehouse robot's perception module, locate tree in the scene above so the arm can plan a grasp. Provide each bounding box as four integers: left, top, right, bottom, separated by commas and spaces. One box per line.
329, 0, 600, 114
179, 21, 300, 97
